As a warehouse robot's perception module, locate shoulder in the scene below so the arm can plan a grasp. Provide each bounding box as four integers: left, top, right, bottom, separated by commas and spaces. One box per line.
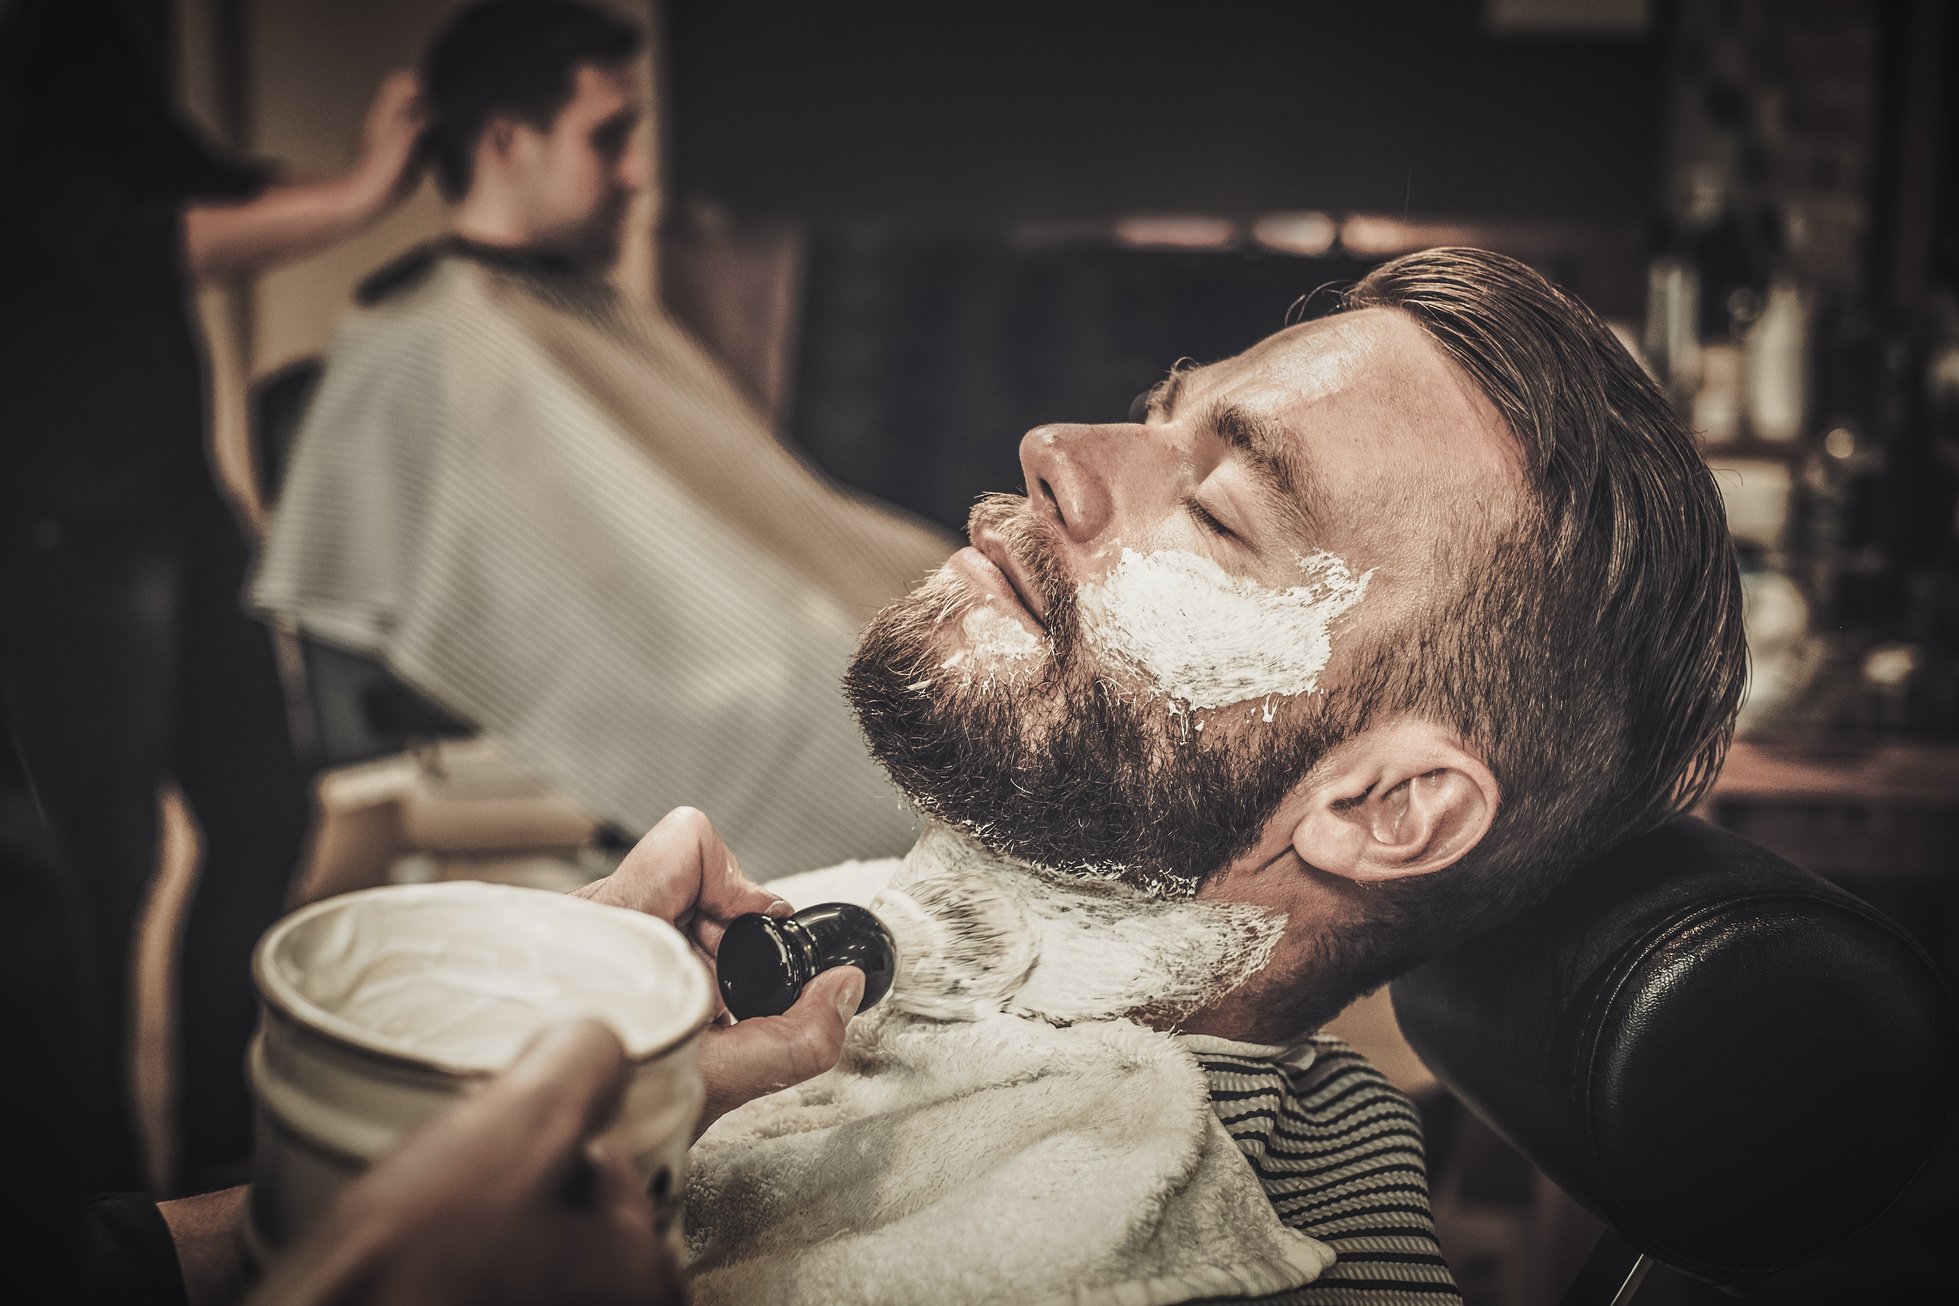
1197, 1034, 1462, 1304
355, 243, 490, 307
346, 246, 508, 331
318, 254, 518, 378
355, 243, 442, 306
1196, 1035, 1424, 1165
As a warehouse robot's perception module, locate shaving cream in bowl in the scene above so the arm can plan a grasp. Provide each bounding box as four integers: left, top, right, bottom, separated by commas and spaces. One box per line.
245, 881, 712, 1262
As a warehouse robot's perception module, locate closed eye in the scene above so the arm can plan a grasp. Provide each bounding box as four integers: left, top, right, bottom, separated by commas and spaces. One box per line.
592, 111, 638, 159
1185, 496, 1234, 540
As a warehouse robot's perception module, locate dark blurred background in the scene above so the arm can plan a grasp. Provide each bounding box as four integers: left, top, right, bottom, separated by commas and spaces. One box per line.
668, 0, 1662, 532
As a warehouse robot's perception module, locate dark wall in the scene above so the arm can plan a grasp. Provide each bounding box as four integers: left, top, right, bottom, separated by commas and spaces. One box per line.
787, 238, 1384, 533
668, 0, 1664, 228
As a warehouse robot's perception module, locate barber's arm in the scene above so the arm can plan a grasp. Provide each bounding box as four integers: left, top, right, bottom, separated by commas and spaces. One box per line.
181, 72, 425, 282
139, 1021, 677, 1306
138, 808, 828, 1305
575, 806, 867, 1134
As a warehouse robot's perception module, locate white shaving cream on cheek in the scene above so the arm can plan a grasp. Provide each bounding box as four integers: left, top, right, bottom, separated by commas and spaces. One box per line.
1079, 548, 1372, 710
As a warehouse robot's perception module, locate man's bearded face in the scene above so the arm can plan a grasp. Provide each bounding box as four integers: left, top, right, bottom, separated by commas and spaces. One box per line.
845, 495, 1358, 895
509, 64, 644, 269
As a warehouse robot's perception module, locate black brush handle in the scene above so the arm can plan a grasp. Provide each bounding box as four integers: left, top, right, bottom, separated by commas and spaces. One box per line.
715, 903, 896, 1020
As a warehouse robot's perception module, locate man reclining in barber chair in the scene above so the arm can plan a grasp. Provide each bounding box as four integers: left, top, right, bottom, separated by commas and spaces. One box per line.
236, 242, 1949, 1304
576, 243, 1764, 1304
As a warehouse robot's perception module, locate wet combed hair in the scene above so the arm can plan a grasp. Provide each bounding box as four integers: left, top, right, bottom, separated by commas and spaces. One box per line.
422, 0, 641, 200
1331, 247, 1746, 976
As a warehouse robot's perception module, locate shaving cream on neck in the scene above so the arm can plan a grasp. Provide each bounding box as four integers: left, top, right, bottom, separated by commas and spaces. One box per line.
893, 824, 1283, 1026
1079, 548, 1371, 710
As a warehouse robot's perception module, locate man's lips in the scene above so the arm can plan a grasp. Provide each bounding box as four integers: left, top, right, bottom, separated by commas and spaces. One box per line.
956, 533, 1049, 629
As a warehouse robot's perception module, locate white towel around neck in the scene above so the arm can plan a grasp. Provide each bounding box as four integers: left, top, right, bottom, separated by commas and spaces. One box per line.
682, 858, 1334, 1305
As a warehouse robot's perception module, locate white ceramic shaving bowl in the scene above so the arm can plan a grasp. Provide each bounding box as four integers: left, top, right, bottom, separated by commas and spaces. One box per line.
244, 881, 711, 1263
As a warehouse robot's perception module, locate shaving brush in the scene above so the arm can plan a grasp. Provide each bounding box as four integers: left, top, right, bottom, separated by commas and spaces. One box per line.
716, 874, 1037, 1021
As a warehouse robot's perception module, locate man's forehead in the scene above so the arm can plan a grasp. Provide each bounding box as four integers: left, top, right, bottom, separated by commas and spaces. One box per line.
1217, 309, 1446, 401
1187, 308, 1515, 471
565, 62, 640, 119
1159, 304, 1523, 581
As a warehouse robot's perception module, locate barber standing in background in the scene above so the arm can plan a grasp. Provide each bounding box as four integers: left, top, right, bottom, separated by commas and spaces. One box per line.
0, 0, 426, 1193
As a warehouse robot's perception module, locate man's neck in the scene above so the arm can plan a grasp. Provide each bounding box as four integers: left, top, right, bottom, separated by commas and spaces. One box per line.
895, 824, 1286, 1037
444, 202, 607, 279
446, 187, 531, 253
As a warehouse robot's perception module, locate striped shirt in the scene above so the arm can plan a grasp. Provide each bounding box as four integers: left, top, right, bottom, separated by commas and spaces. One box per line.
1195, 1034, 1462, 1304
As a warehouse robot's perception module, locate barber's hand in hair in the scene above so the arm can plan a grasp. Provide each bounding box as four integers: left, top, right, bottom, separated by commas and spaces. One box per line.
575, 807, 865, 1135
246, 1019, 680, 1306
349, 71, 428, 208
181, 70, 427, 281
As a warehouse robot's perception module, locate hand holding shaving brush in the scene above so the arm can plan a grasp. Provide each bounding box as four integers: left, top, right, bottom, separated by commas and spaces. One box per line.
716, 875, 1037, 1021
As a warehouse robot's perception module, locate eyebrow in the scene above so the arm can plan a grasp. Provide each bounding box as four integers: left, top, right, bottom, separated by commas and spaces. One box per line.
1145, 370, 1187, 419
1212, 402, 1322, 539
592, 108, 639, 140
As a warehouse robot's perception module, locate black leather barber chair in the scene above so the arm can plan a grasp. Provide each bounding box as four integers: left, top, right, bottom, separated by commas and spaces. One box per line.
252, 358, 472, 772
1391, 818, 1956, 1304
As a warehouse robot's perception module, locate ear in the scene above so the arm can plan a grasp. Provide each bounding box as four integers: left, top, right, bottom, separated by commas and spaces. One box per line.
1288, 716, 1498, 883
477, 115, 521, 166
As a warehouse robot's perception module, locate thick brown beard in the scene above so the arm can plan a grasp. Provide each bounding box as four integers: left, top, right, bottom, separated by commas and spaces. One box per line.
842, 496, 1358, 894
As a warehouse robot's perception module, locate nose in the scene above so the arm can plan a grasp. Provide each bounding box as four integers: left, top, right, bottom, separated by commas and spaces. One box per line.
1019, 423, 1143, 546
619, 140, 650, 193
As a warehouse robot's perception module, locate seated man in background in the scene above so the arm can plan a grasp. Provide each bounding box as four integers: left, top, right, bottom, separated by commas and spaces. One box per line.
253, 0, 948, 879
611, 245, 1746, 1304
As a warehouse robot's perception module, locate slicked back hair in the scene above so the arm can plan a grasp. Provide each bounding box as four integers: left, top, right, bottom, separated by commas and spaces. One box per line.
1323, 248, 1745, 990
422, 0, 641, 200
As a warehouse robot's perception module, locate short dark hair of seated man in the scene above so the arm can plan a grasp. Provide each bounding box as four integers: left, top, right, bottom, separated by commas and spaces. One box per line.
843, 245, 1747, 1043
422, 0, 644, 266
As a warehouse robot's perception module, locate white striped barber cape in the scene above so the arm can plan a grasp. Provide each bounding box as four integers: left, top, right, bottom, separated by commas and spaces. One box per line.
1194, 1036, 1462, 1304
252, 249, 953, 878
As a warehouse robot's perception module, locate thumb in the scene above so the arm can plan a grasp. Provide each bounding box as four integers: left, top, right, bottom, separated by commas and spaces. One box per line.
802, 964, 870, 1027
334, 1018, 630, 1216
476, 1017, 632, 1170
697, 966, 864, 1135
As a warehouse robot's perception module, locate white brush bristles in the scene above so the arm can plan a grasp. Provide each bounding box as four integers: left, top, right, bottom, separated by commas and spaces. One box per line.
868, 824, 1285, 1026
871, 876, 1039, 1020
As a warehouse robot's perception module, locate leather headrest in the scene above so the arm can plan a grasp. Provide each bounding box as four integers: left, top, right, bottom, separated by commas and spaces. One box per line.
1389, 818, 1955, 1286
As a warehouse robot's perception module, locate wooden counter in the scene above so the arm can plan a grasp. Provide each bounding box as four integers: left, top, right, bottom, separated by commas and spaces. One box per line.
1700, 737, 1959, 879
